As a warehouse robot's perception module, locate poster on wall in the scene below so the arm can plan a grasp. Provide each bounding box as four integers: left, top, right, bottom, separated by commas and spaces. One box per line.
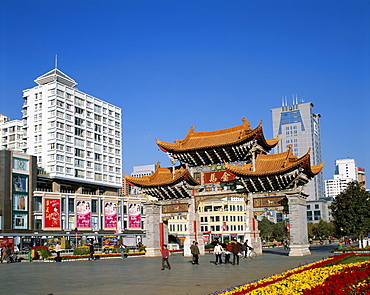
102, 236, 118, 247
128, 203, 141, 228
13, 174, 28, 192
76, 200, 91, 228
13, 213, 28, 229
104, 201, 117, 228
13, 194, 27, 211
44, 198, 61, 228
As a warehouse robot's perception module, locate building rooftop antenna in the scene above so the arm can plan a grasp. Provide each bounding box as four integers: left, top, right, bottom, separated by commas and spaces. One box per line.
55, 54, 58, 69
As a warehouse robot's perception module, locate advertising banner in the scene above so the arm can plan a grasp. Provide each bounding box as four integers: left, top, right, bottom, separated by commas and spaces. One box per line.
128, 203, 141, 228
44, 198, 61, 228
104, 201, 117, 228
13, 194, 27, 211
76, 200, 91, 228
102, 236, 118, 247
13, 213, 27, 229
0, 238, 14, 250
13, 174, 28, 192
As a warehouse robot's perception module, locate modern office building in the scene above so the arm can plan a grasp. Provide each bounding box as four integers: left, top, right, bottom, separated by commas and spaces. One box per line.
0, 115, 26, 152
22, 68, 122, 188
271, 99, 325, 201
325, 158, 364, 198
358, 167, 367, 189
128, 164, 158, 195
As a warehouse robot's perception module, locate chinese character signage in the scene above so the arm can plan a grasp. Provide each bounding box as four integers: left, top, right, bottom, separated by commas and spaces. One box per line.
128, 203, 141, 228
203, 170, 236, 184
104, 201, 117, 228
44, 198, 61, 228
76, 200, 91, 228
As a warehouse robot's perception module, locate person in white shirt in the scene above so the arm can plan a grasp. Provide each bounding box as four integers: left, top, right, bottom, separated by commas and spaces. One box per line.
214, 242, 223, 265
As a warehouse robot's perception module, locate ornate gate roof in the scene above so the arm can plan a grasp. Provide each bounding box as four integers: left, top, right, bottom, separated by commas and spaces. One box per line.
225, 145, 324, 192
156, 118, 279, 166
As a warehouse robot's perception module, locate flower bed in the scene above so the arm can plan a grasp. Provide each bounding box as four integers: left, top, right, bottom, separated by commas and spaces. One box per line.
210, 253, 370, 295
47, 251, 146, 261
332, 245, 370, 254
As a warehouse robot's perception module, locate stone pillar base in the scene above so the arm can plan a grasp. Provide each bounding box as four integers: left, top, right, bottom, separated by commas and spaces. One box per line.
145, 247, 161, 257
288, 244, 311, 256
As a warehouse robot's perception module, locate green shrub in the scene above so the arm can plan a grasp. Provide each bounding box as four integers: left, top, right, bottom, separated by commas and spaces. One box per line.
73, 246, 89, 255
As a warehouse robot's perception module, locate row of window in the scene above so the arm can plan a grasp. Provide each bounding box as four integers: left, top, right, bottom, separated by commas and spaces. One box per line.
200, 225, 244, 232
48, 144, 121, 156
200, 204, 244, 212
49, 92, 120, 119
200, 215, 244, 222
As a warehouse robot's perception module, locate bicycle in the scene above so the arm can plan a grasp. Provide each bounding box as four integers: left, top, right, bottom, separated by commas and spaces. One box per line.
246, 248, 257, 259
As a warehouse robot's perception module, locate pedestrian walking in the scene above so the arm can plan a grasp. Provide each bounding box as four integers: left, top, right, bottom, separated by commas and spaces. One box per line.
224, 242, 233, 264
214, 242, 223, 265
192, 242, 200, 265
88, 241, 95, 261
0, 245, 3, 263
190, 241, 196, 264
161, 244, 171, 270
242, 240, 251, 258
55, 242, 62, 262
232, 242, 241, 265
120, 244, 126, 258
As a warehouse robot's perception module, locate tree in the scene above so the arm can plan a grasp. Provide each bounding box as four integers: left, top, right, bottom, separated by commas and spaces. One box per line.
258, 216, 273, 241
330, 181, 370, 247
272, 222, 288, 241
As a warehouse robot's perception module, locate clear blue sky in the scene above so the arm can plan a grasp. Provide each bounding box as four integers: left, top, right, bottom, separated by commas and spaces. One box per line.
1, 0, 369, 184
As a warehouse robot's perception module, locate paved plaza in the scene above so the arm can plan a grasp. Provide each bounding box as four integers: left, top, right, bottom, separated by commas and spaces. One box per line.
0, 244, 337, 295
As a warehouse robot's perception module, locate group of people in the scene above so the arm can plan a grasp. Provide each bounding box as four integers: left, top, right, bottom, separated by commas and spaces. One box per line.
214, 240, 252, 265
0, 245, 16, 263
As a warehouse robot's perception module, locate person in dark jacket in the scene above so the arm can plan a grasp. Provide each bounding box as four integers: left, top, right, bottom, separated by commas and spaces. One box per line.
192, 242, 200, 265
88, 242, 95, 261
232, 242, 241, 265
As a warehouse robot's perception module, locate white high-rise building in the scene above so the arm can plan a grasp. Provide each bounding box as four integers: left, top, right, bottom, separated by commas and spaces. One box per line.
22, 68, 122, 187
325, 158, 358, 198
0, 114, 26, 152
271, 99, 325, 201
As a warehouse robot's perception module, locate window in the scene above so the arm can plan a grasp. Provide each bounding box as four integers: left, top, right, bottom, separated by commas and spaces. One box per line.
75, 148, 85, 158
92, 200, 97, 213
75, 97, 84, 106
75, 117, 84, 126
75, 169, 85, 178
75, 106, 84, 114
68, 198, 75, 213
75, 127, 84, 137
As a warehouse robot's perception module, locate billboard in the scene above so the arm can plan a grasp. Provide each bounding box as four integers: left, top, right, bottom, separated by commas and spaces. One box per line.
44, 198, 61, 228
104, 201, 117, 228
76, 200, 91, 228
128, 203, 141, 228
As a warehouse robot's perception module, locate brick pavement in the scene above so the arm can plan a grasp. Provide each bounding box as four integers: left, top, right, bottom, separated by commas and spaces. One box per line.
0, 244, 337, 295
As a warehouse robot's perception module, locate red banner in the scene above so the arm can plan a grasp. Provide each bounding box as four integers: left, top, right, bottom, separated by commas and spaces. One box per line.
44, 198, 61, 228
204, 170, 236, 184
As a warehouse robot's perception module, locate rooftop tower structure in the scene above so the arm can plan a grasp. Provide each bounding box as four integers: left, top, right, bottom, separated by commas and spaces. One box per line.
271, 98, 324, 201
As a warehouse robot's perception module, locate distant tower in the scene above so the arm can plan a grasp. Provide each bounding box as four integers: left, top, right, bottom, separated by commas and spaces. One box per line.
271, 98, 325, 200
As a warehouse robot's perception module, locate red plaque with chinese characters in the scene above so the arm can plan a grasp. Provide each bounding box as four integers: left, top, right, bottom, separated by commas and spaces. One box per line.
203, 170, 236, 184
